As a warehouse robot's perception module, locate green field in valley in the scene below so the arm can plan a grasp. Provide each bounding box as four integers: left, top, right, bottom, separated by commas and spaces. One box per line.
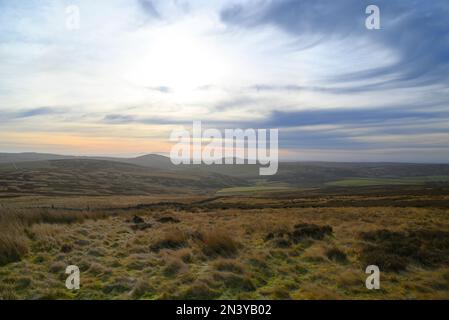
216, 185, 291, 194
326, 176, 449, 187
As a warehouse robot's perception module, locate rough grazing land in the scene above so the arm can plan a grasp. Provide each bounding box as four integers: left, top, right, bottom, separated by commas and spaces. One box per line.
1, 191, 449, 300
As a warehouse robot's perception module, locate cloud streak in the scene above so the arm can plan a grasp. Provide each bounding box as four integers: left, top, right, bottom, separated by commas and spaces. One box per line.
0, 0, 448, 161
221, 0, 449, 90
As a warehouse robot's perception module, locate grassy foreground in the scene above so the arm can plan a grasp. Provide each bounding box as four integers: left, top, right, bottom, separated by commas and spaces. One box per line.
1, 190, 448, 300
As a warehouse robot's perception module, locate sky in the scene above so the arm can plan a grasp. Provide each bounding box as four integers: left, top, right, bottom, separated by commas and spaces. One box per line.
0, 0, 449, 162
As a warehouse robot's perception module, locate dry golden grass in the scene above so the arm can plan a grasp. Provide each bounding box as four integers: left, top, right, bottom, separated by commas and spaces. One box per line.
199, 230, 240, 258
0, 217, 29, 266
0, 193, 449, 300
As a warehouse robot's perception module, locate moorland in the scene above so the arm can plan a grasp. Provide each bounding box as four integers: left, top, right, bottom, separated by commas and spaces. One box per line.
0, 153, 448, 299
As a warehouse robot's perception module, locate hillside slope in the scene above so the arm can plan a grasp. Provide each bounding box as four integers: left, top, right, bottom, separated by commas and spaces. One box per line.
0, 159, 248, 197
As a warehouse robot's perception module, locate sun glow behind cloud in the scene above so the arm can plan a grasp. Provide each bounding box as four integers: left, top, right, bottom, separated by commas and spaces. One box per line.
122, 25, 232, 95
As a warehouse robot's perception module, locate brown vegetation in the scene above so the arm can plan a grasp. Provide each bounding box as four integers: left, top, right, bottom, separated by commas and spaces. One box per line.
359, 229, 449, 271
1, 188, 449, 300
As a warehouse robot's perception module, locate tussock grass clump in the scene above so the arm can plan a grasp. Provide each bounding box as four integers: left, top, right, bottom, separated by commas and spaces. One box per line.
336, 269, 363, 287
0, 217, 29, 266
246, 253, 274, 279
212, 259, 244, 274
302, 243, 328, 263
88, 262, 112, 276
24, 211, 82, 225
130, 279, 153, 299
49, 261, 66, 273
264, 286, 292, 300
103, 277, 135, 295
176, 281, 220, 300
163, 257, 186, 276
0, 206, 111, 266
171, 248, 194, 263
212, 272, 255, 292
2, 209, 97, 226
29, 224, 65, 251
150, 229, 189, 252
126, 256, 149, 271
0, 234, 29, 266
200, 230, 240, 258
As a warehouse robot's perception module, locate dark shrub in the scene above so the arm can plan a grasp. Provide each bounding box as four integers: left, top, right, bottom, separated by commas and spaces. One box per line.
273, 238, 292, 248
132, 215, 144, 224
60, 244, 73, 253
359, 229, 449, 272
326, 247, 348, 264
131, 223, 152, 231
290, 223, 333, 242
157, 217, 180, 224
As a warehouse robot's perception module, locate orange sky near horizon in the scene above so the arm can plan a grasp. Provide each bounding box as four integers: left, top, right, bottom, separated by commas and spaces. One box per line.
0, 131, 172, 156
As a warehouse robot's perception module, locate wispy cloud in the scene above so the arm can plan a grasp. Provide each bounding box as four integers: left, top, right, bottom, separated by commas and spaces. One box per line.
0, 0, 448, 161
0, 107, 63, 122
138, 0, 161, 19
221, 0, 449, 90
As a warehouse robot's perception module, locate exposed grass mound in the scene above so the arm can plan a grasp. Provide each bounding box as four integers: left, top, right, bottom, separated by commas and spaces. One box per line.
359, 229, 449, 272
200, 230, 240, 258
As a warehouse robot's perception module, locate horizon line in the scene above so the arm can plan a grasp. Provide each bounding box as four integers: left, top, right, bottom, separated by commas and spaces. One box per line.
1, 151, 449, 165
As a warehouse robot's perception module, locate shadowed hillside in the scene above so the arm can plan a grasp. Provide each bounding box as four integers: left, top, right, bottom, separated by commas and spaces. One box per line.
1, 153, 449, 197
0, 159, 248, 197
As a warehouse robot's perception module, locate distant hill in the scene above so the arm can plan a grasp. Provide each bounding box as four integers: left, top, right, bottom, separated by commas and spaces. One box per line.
267, 162, 449, 186
0, 152, 76, 163
91, 154, 177, 170
0, 158, 248, 197
1, 153, 449, 196
0, 152, 261, 177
